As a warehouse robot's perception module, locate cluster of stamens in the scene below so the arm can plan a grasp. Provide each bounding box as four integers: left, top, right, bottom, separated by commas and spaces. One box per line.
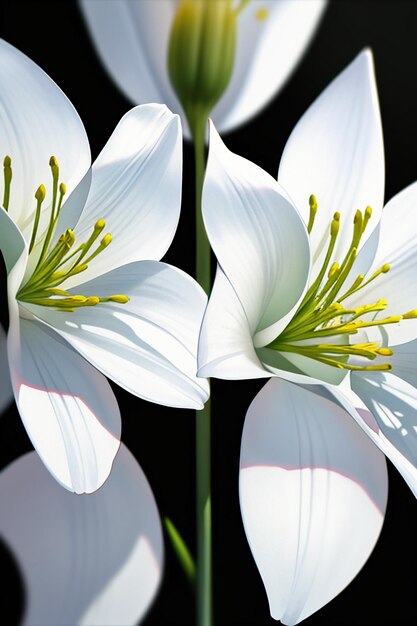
2, 156, 129, 312
268, 195, 417, 372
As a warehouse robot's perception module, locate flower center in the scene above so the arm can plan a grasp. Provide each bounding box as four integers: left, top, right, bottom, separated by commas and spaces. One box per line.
2, 156, 129, 312
267, 195, 417, 372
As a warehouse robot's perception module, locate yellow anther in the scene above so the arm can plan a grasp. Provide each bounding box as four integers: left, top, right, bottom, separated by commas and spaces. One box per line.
101, 234, 112, 247
108, 295, 129, 304
49, 156, 59, 175
35, 184, 46, 202
377, 348, 393, 356
354, 209, 362, 224
59, 182, 66, 196
71, 264, 88, 275
381, 263, 390, 273
331, 213, 340, 236
69, 295, 87, 303
48, 288, 69, 296
402, 310, 417, 319
86, 297, 100, 306
328, 262, 339, 278
256, 7, 268, 21
95, 218, 106, 230
362, 206, 372, 232
65, 229, 75, 246
365, 364, 392, 371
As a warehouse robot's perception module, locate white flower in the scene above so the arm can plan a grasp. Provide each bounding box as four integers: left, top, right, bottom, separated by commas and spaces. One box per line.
199, 50, 417, 622
79, 0, 327, 135
0, 39, 209, 494
0, 444, 163, 626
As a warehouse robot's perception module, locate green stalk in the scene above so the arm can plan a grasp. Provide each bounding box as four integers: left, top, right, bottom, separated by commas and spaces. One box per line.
191, 109, 212, 626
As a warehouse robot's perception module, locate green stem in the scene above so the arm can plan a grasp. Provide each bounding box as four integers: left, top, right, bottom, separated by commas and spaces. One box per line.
192, 110, 212, 626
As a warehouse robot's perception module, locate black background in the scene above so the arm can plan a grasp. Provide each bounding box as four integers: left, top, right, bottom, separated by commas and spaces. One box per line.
1, 1, 417, 625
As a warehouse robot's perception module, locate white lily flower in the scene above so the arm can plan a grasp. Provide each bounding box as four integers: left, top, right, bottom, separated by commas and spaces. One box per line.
199, 50, 417, 622
79, 0, 327, 135
0, 39, 209, 494
0, 444, 163, 626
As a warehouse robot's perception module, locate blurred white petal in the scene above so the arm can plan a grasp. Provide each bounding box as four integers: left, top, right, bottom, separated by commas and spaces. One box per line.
0, 444, 163, 626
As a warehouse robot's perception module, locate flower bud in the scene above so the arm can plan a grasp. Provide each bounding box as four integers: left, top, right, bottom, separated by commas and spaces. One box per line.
168, 0, 237, 135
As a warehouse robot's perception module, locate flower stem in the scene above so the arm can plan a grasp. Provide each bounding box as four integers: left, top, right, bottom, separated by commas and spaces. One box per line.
191, 110, 212, 626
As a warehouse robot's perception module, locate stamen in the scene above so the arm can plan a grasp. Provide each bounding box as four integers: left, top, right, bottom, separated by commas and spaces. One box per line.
267, 196, 414, 374
29, 184, 46, 254
3, 155, 12, 212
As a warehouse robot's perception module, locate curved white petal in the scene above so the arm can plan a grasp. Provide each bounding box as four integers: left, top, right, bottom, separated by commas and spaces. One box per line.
79, 0, 179, 116
212, 0, 327, 132
343, 371, 417, 498
64, 104, 182, 287
0, 324, 13, 414
203, 122, 310, 340
198, 265, 269, 380
0, 39, 90, 238
0, 444, 163, 626
0, 208, 27, 305
7, 315, 121, 494
278, 50, 384, 271
29, 261, 209, 410
240, 378, 387, 625
346, 181, 417, 345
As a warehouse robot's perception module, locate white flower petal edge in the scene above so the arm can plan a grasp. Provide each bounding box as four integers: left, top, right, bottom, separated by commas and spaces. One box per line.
8, 315, 121, 494
212, 0, 327, 133
346, 181, 417, 345
0, 39, 90, 240
0, 444, 163, 626
28, 261, 209, 410
64, 104, 182, 287
330, 374, 417, 498
198, 265, 270, 380
79, 0, 178, 118
202, 122, 310, 345
278, 49, 384, 270
240, 378, 387, 625
0, 324, 13, 414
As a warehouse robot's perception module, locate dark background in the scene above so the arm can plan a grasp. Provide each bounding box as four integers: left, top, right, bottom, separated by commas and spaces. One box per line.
1, 1, 417, 625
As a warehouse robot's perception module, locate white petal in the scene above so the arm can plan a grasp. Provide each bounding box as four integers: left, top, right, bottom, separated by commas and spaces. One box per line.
29, 261, 209, 410
203, 122, 310, 341
346, 181, 417, 345
240, 378, 387, 625
198, 265, 269, 380
0, 207, 27, 303
0, 324, 12, 414
7, 315, 121, 494
0, 39, 90, 238
345, 371, 417, 498
79, 0, 179, 116
212, 0, 327, 132
0, 444, 163, 626
64, 104, 182, 287
278, 50, 384, 270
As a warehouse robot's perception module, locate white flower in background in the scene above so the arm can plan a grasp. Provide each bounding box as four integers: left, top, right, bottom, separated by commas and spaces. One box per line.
0, 444, 163, 626
79, 0, 327, 135
199, 50, 417, 622
0, 39, 209, 494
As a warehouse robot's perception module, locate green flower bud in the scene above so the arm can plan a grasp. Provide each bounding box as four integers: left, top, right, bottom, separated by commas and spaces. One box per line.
168, 0, 239, 136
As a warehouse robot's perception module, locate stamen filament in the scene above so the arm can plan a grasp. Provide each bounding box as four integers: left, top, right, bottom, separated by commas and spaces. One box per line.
29, 185, 46, 254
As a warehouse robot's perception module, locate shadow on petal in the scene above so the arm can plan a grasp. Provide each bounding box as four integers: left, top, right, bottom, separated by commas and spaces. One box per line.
0, 444, 163, 626
239, 378, 387, 625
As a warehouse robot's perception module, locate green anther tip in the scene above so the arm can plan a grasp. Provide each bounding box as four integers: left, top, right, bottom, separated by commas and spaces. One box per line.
331, 216, 340, 236
3, 155, 11, 168
354, 209, 362, 224
59, 182, 66, 195
35, 184, 46, 202
309, 194, 318, 209
49, 156, 59, 168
